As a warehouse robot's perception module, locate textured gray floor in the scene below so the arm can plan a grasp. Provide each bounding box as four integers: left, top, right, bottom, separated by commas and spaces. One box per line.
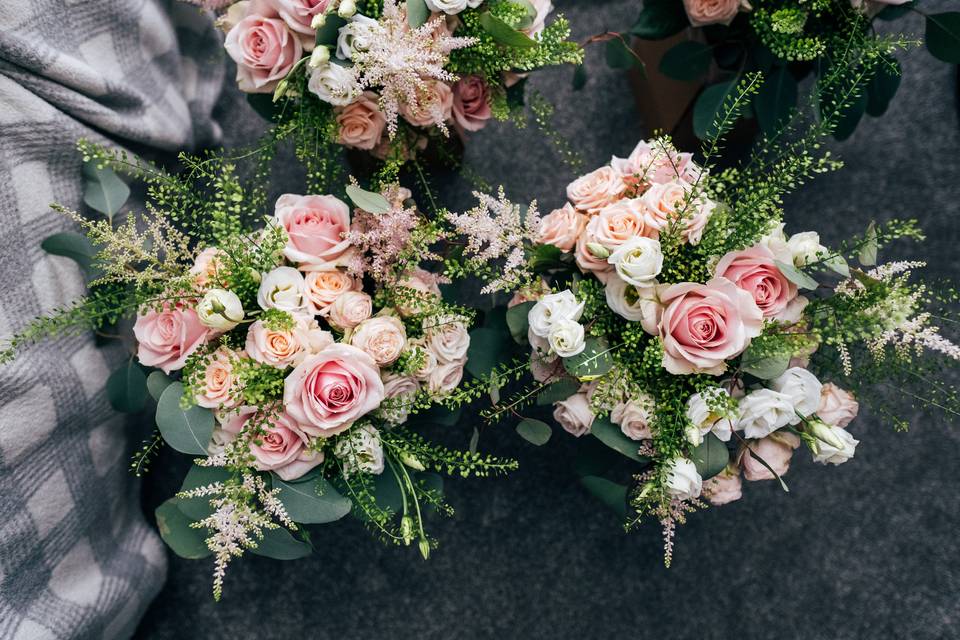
136, 2, 960, 638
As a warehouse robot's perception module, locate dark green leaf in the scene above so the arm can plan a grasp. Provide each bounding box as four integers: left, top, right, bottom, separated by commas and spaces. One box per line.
690, 432, 729, 480
572, 64, 587, 91
469, 427, 480, 454
178, 464, 232, 520
630, 0, 689, 40
466, 327, 510, 379
573, 436, 622, 477
146, 370, 173, 402
505, 301, 535, 344
659, 41, 712, 81
407, 0, 430, 28
775, 260, 819, 290
106, 360, 147, 414
563, 336, 614, 380
249, 526, 312, 560
693, 80, 737, 140
866, 56, 901, 117
345, 184, 391, 214
530, 242, 564, 272
859, 221, 878, 266
246, 93, 286, 123
740, 343, 791, 380
155, 382, 215, 456
605, 38, 636, 70
830, 89, 867, 141
274, 475, 352, 524
82, 161, 130, 219
155, 499, 211, 559
479, 11, 537, 48
315, 15, 346, 46
536, 378, 580, 405
41, 232, 96, 274
580, 476, 627, 519
876, 2, 913, 21
926, 12, 960, 64
754, 66, 797, 135
591, 418, 648, 463
516, 418, 552, 446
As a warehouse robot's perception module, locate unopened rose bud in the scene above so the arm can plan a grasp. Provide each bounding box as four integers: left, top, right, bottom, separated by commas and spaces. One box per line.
800, 431, 821, 456
418, 538, 431, 560
807, 419, 846, 450
197, 289, 244, 331
308, 46, 330, 70
399, 451, 425, 472
400, 515, 414, 545
272, 78, 289, 103
338, 0, 357, 18
586, 242, 610, 259
310, 13, 327, 30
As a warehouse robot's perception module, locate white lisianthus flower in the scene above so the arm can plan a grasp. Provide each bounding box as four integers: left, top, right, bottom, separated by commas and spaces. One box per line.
665, 457, 702, 500
257, 267, 307, 313
607, 236, 663, 287
736, 388, 796, 439
604, 278, 662, 335
786, 231, 827, 266
307, 61, 360, 107
528, 290, 584, 338
197, 288, 244, 331
770, 367, 823, 420
336, 14, 378, 61
425, 0, 483, 14
547, 317, 585, 358
811, 424, 859, 465
685, 386, 735, 442
334, 424, 384, 476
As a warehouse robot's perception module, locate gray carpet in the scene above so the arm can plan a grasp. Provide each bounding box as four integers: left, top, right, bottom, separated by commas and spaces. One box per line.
136, 2, 960, 638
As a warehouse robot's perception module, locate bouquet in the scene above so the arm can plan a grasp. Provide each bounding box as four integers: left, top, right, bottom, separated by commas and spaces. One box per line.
613, 0, 959, 140
2, 142, 515, 598
447, 130, 960, 563
207, 0, 582, 167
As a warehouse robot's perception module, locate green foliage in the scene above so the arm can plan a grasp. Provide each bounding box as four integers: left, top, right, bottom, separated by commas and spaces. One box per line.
106, 360, 148, 414
630, 0, 688, 40
659, 41, 712, 81
155, 382, 214, 456
82, 160, 130, 222
926, 12, 960, 64
273, 475, 353, 524
516, 418, 552, 445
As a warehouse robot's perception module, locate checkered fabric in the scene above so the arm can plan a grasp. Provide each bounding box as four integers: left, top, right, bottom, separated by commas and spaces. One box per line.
0, 2, 224, 638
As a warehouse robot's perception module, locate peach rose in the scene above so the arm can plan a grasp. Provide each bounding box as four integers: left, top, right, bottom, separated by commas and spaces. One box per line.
246, 319, 302, 368
611, 398, 653, 440
659, 278, 763, 375
817, 383, 859, 428
701, 465, 743, 506
682, 0, 742, 27
553, 392, 594, 437
274, 193, 352, 271
248, 411, 324, 481
715, 245, 799, 321
349, 316, 407, 366
190, 247, 226, 289
592, 199, 659, 246
336, 91, 387, 150
611, 139, 700, 189
284, 344, 385, 437
224, 10, 303, 93
327, 291, 373, 330
738, 432, 801, 481
452, 75, 493, 132
566, 166, 626, 215
401, 80, 454, 128
395, 268, 443, 318
574, 233, 613, 282
195, 348, 240, 409
134, 303, 210, 374
424, 315, 471, 364
304, 270, 359, 314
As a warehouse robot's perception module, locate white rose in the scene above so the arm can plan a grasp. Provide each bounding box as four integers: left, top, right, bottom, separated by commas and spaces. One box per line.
685, 387, 735, 442
547, 318, 585, 358
334, 424, 384, 476
786, 231, 827, 266
611, 396, 654, 441
736, 388, 796, 439
758, 223, 793, 262
604, 278, 662, 335
197, 288, 244, 331
665, 457, 702, 500
327, 291, 373, 330
336, 14, 378, 60
257, 267, 307, 313
428, 360, 465, 395
350, 316, 407, 366
811, 424, 858, 465
424, 315, 471, 364
528, 290, 584, 338
607, 236, 663, 287
425, 0, 482, 14
770, 367, 822, 420
552, 392, 594, 437
308, 61, 360, 107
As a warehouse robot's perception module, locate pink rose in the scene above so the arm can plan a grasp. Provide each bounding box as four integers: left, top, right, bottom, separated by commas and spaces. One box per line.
209, 405, 256, 455
246, 319, 303, 368
738, 432, 801, 481
611, 139, 700, 189
592, 199, 659, 246
284, 344, 386, 437
424, 315, 470, 364
304, 270, 359, 314
639, 180, 713, 244
327, 291, 373, 330
682, 0, 742, 27
566, 166, 626, 215
190, 247, 226, 289
530, 350, 564, 383
715, 245, 799, 321
701, 465, 743, 505
134, 303, 210, 374
195, 348, 240, 409
274, 193, 352, 270
817, 383, 859, 427
224, 9, 303, 93
659, 278, 763, 375
553, 392, 595, 437
349, 316, 407, 366
269, 0, 330, 48
427, 360, 465, 395
248, 411, 324, 481
452, 75, 493, 132
537, 203, 585, 252
611, 399, 653, 440
401, 80, 454, 129
336, 91, 387, 150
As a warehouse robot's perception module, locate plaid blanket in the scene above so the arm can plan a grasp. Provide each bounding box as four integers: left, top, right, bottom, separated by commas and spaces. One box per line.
0, 1, 224, 638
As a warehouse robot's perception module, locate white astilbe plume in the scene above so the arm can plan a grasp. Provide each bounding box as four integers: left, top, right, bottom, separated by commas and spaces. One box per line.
349, 0, 476, 138
446, 188, 542, 294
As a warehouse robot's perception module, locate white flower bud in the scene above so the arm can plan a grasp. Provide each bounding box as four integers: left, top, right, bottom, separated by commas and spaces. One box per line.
197, 289, 244, 331
586, 242, 610, 259
308, 45, 330, 70
311, 13, 328, 30
338, 0, 357, 18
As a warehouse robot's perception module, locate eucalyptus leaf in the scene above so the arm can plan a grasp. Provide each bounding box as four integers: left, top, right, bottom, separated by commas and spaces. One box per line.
106, 360, 148, 414
690, 433, 729, 480
41, 232, 96, 274
466, 327, 510, 379
659, 41, 712, 81
926, 12, 960, 64
345, 184, 391, 214
693, 79, 737, 140
178, 465, 232, 520
754, 66, 797, 135
479, 11, 537, 48
146, 370, 173, 402
563, 336, 614, 381
591, 418, 648, 463
580, 476, 627, 519
630, 0, 688, 40
536, 378, 580, 405
155, 382, 215, 456
249, 526, 312, 560
605, 38, 636, 70
516, 418, 552, 446
866, 56, 901, 117
274, 475, 352, 524
407, 0, 430, 28
82, 161, 130, 220
315, 14, 347, 46
859, 222, 878, 266
740, 344, 791, 380
155, 499, 211, 559
775, 260, 819, 290
505, 301, 535, 344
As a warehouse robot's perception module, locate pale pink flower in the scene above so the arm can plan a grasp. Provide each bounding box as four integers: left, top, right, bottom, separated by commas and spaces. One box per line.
248, 411, 324, 481
817, 383, 859, 427
224, 8, 303, 93
566, 166, 625, 215
134, 303, 210, 374
715, 245, 799, 322
274, 193, 352, 271
451, 75, 493, 132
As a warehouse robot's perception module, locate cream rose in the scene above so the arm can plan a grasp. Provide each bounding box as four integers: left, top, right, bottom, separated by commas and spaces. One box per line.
770, 367, 822, 419
528, 290, 584, 339
327, 291, 373, 330
553, 392, 594, 437
197, 289, 245, 331
308, 61, 361, 106
685, 386, 735, 442
423, 315, 471, 364
257, 266, 308, 314
333, 424, 385, 476
611, 396, 654, 441
665, 458, 702, 500
811, 425, 859, 465
428, 360, 465, 396
336, 14, 378, 60
350, 316, 407, 366
380, 373, 420, 425
604, 279, 663, 335
736, 388, 796, 439
547, 318, 585, 358
607, 236, 663, 287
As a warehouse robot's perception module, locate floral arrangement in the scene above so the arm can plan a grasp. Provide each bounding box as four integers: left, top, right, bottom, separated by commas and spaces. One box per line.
447, 123, 959, 562
615, 0, 959, 140
2, 142, 515, 598
205, 0, 581, 169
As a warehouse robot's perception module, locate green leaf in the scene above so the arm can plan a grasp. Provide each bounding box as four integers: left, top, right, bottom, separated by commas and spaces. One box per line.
315, 14, 346, 46
82, 161, 129, 220
178, 464, 232, 520
345, 184, 391, 214
693, 80, 737, 140
826, 256, 851, 278
830, 89, 867, 141
106, 360, 148, 414
155, 382, 215, 456
479, 11, 537, 48
775, 260, 819, 290
580, 476, 627, 519
407, 0, 430, 28
536, 378, 580, 405
146, 370, 173, 402
659, 41, 712, 81
630, 0, 688, 40
563, 336, 614, 381
466, 327, 510, 379
591, 418, 648, 463
740, 343, 791, 380
249, 526, 312, 560
690, 432, 729, 480
530, 243, 564, 272
516, 418, 552, 446
926, 12, 960, 64
859, 222, 878, 266
754, 66, 797, 135
605, 38, 636, 70
41, 232, 96, 274
155, 499, 211, 559
572, 64, 587, 91
246, 93, 286, 123
274, 475, 352, 524
505, 301, 535, 344
572, 436, 622, 477
866, 56, 901, 117
469, 427, 480, 454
